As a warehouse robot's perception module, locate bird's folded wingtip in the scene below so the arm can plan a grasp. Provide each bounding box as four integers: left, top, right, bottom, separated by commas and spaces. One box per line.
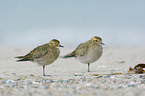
62, 54, 75, 58
16, 58, 32, 62
15, 56, 24, 59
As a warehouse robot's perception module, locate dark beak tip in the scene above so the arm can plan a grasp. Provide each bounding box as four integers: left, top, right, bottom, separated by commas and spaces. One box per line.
59, 45, 64, 47
102, 42, 105, 45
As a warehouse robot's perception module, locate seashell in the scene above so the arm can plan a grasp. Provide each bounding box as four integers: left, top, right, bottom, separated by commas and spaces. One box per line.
128, 63, 145, 74
134, 63, 145, 69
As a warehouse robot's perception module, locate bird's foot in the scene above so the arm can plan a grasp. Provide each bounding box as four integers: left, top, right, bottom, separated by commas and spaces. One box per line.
43, 74, 51, 76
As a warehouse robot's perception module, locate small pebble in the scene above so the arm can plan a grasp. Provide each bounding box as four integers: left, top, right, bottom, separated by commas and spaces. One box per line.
32, 85, 39, 88
68, 79, 75, 81
0, 86, 4, 89
39, 80, 46, 83
92, 85, 99, 89
117, 86, 123, 88
30, 74, 34, 76
74, 73, 84, 76
46, 80, 53, 83
11, 84, 16, 87
82, 75, 87, 79
44, 85, 49, 89
2, 81, 6, 84
139, 75, 143, 78
128, 74, 132, 76
94, 76, 102, 78
119, 61, 125, 63
62, 80, 69, 83
6, 80, 15, 83
103, 75, 110, 78
25, 79, 32, 84
110, 75, 116, 79
128, 82, 136, 87
85, 83, 92, 87
33, 81, 41, 85
141, 79, 145, 83
12, 73, 16, 75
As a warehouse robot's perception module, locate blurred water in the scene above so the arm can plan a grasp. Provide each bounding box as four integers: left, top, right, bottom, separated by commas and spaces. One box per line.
0, 27, 145, 48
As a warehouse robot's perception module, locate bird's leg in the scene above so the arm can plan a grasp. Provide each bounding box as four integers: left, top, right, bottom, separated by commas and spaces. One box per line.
88, 63, 90, 72
43, 66, 45, 76
43, 66, 51, 76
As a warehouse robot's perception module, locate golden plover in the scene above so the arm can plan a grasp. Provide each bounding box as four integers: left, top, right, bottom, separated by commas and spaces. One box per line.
63, 36, 104, 72
16, 39, 63, 76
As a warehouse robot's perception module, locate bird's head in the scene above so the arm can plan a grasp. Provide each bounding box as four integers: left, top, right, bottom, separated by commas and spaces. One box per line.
49, 39, 64, 47
91, 36, 105, 45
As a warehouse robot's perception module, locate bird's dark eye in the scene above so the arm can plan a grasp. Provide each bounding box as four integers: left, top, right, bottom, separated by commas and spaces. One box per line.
95, 40, 98, 42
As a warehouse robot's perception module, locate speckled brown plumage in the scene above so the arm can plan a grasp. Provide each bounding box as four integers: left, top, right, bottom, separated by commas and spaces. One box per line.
16, 39, 63, 76
64, 36, 104, 72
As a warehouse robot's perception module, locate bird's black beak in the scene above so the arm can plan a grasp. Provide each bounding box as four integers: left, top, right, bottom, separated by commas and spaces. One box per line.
101, 42, 105, 45
59, 45, 64, 47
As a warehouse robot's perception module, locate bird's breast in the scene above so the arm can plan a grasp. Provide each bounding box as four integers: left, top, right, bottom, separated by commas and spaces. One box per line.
34, 48, 60, 66
76, 45, 103, 64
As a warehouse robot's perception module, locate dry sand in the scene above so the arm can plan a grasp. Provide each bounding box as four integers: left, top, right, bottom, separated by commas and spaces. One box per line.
0, 47, 145, 96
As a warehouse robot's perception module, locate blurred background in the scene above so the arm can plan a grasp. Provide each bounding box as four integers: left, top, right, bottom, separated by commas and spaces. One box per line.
0, 0, 145, 49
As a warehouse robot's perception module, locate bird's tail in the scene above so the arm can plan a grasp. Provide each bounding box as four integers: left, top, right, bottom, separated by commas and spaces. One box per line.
16, 58, 32, 62
62, 51, 76, 58
63, 54, 75, 58
15, 56, 32, 62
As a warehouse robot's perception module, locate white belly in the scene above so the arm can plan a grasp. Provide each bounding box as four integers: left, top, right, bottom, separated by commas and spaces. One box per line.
76, 46, 103, 64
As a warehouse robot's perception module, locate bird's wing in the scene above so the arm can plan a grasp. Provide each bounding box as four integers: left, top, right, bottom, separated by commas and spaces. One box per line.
70, 43, 89, 57
19, 44, 51, 61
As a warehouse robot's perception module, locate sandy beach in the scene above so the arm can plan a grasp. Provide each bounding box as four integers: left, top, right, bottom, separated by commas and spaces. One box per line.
1, 0, 145, 96
0, 47, 145, 96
